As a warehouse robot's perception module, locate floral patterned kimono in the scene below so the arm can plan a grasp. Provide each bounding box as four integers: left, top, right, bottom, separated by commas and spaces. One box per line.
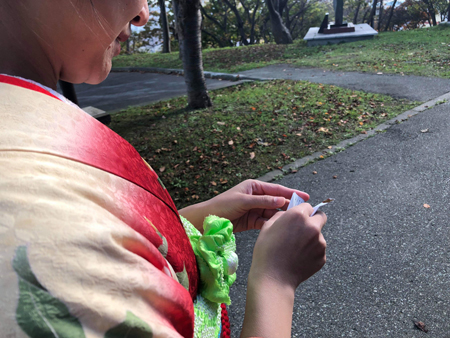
0, 75, 237, 338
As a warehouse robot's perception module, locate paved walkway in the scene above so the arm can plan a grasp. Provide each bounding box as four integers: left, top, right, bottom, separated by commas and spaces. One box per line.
72, 71, 244, 113
76, 65, 450, 337
231, 100, 450, 337
240, 64, 450, 102
230, 66, 450, 337
72, 65, 450, 113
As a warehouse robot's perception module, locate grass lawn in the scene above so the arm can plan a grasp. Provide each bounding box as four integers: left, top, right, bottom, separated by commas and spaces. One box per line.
113, 25, 450, 78
110, 80, 416, 209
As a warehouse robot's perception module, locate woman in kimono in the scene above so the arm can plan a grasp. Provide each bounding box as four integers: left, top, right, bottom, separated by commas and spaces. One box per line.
0, 1, 327, 337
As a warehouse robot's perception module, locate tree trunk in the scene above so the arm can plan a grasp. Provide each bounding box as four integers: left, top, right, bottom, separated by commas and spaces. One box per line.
377, 0, 383, 31
261, 14, 270, 43
240, 0, 261, 44
222, 0, 249, 45
173, 0, 212, 109
423, 0, 437, 25
159, 0, 171, 53
368, 0, 378, 27
265, 0, 293, 44
353, 1, 361, 24
431, 8, 437, 25
362, 7, 369, 23
384, 0, 397, 31
447, 1, 450, 21
173, 1, 183, 60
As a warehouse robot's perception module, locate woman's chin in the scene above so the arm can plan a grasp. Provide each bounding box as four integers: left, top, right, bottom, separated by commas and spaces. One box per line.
85, 60, 112, 85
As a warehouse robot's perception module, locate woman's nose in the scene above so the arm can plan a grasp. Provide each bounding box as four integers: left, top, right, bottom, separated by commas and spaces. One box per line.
131, 4, 149, 27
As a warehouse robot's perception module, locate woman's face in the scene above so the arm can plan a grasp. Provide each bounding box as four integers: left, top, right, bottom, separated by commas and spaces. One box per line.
43, 0, 149, 84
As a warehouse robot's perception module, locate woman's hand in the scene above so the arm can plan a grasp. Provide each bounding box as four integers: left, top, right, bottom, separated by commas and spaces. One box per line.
240, 203, 327, 338
178, 179, 310, 233
250, 202, 327, 289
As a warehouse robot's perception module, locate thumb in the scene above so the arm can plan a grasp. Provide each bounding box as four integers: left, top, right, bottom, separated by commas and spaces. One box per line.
243, 194, 286, 211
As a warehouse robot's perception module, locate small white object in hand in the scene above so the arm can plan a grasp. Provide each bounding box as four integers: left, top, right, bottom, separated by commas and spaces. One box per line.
287, 192, 305, 210
287, 193, 334, 216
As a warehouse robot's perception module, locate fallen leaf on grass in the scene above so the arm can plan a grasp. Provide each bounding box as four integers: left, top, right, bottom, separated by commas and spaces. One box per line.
328, 146, 333, 149
257, 140, 270, 146
228, 140, 234, 145
250, 152, 255, 160
217, 122, 226, 125
211, 181, 217, 186
424, 204, 431, 208
159, 167, 166, 172
413, 321, 428, 333
317, 127, 329, 133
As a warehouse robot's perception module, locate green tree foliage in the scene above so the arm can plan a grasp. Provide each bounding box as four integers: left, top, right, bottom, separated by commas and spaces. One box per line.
286, 0, 329, 39
120, 1, 178, 54
433, 0, 449, 21
386, 0, 430, 30
201, 0, 326, 47
343, 0, 447, 31
201, 0, 266, 47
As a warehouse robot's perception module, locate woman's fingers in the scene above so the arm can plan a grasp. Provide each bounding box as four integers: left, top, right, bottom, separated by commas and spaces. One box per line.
249, 180, 310, 202
311, 210, 327, 230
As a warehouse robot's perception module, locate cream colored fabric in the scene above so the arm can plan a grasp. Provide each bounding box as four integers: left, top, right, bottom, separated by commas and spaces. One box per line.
0, 84, 191, 338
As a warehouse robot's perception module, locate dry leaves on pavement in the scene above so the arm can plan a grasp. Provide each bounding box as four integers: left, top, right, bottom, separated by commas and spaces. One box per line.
413, 321, 428, 333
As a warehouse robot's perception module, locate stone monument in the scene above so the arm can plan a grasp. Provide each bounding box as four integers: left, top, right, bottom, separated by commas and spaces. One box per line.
304, 0, 377, 46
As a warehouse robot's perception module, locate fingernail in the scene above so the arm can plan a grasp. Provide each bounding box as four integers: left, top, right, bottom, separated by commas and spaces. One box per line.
274, 197, 281, 205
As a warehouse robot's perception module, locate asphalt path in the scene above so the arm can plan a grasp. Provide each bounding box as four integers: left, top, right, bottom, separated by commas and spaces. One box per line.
240, 64, 450, 102
70, 71, 243, 112
230, 101, 450, 337
70, 65, 450, 113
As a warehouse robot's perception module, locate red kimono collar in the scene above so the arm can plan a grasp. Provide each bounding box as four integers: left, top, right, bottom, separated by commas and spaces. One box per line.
0, 74, 179, 216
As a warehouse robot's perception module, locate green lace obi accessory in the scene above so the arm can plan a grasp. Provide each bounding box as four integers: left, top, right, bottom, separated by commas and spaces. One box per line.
181, 215, 238, 338
181, 215, 238, 304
